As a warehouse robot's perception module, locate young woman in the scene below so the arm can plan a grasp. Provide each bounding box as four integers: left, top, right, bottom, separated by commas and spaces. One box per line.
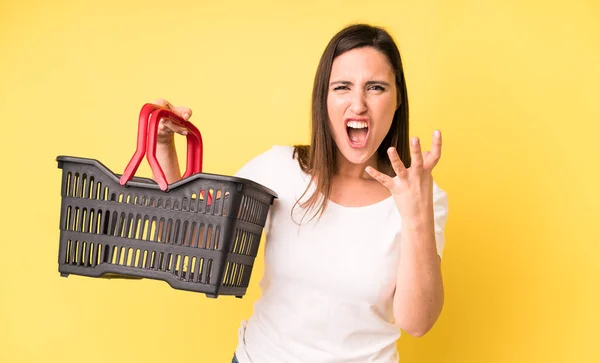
152, 23, 448, 363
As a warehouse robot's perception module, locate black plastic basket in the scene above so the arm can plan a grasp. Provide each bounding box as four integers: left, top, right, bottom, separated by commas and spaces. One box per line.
56, 104, 277, 298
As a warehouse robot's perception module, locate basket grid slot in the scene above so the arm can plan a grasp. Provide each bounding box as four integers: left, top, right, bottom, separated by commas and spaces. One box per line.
65, 172, 237, 219
63, 239, 217, 284
236, 195, 267, 225
64, 206, 225, 250
230, 229, 259, 256
65, 240, 104, 267
65, 172, 108, 200
71, 170, 225, 207
188, 188, 230, 216
97, 189, 230, 216
222, 262, 249, 288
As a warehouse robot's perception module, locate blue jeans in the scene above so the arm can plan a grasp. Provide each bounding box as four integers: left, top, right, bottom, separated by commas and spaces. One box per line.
232, 355, 239, 363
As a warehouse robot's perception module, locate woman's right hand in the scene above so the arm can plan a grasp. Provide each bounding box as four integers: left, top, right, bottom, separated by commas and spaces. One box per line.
152, 99, 194, 145
149, 99, 194, 184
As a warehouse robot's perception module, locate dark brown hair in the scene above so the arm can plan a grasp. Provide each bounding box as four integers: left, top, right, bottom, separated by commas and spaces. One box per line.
292, 23, 410, 223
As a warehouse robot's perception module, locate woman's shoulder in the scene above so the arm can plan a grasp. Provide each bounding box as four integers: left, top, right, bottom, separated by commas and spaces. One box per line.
233, 145, 299, 190
238, 144, 296, 169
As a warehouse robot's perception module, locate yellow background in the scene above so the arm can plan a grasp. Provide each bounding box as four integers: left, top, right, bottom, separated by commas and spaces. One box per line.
1, 0, 599, 362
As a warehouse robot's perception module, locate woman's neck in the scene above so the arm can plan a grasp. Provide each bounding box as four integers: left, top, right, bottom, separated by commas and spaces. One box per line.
335, 151, 379, 180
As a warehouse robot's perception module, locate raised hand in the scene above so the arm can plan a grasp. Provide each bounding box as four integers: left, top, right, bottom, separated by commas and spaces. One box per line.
365, 130, 442, 227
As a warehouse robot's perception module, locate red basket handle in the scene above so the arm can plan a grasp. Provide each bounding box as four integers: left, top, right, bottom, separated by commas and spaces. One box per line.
120, 103, 203, 191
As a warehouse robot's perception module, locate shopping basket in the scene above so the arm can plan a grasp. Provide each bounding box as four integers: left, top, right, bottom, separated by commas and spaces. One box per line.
56, 103, 277, 298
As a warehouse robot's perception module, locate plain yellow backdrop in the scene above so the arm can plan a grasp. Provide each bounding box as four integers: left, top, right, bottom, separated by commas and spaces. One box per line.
1, 0, 599, 362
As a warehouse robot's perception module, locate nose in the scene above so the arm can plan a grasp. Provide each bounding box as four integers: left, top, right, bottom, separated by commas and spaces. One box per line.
349, 90, 367, 115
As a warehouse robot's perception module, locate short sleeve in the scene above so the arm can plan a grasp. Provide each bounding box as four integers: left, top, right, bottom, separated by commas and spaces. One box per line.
233, 145, 294, 194
234, 145, 294, 236
432, 181, 449, 258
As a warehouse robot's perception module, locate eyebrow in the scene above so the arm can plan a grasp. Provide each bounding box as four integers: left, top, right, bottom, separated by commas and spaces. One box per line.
329, 80, 391, 87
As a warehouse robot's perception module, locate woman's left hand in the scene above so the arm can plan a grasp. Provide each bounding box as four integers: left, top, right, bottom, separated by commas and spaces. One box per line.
366, 130, 442, 228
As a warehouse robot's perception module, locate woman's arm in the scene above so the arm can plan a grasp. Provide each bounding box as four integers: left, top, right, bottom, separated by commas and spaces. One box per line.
392, 214, 444, 337
365, 130, 446, 337
155, 141, 182, 184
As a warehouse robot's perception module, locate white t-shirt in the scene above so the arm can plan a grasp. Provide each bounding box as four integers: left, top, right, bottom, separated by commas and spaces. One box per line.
233, 145, 448, 363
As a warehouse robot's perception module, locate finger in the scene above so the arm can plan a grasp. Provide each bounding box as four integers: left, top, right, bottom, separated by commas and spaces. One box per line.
154, 99, 176, 125
152, 99, 192, 120
365, 166, 394, 189
410, 137, 424, 169
153, 98, 175, 109
387, 147, 407, 176
424, 130, 442, 169
161, 119, 188, 136
172, 106, 192, 120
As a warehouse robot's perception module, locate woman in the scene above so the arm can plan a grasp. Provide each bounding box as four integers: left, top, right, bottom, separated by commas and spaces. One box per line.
153, 23, 448, 363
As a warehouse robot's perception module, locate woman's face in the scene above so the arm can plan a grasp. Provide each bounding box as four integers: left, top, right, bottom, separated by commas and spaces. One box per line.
327, 46, 398, 167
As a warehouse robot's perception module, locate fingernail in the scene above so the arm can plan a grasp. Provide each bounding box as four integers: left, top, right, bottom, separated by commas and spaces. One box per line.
411, 137, 419, 146
183, 112, 190, 120
434, 130, 440, 137
181, 131, 188, 136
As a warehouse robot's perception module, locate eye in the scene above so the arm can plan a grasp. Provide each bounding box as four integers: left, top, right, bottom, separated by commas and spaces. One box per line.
368, 85, 385, 91
333, 85, 350, 91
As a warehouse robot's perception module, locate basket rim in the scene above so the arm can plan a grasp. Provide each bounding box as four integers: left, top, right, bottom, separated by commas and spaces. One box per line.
56, 155, 278, 198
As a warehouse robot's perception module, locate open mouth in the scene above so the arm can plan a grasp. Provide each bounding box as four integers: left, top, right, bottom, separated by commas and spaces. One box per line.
346, 119, 369, 148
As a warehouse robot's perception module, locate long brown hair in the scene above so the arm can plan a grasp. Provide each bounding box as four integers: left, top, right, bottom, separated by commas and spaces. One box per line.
292, 24, 410, 223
